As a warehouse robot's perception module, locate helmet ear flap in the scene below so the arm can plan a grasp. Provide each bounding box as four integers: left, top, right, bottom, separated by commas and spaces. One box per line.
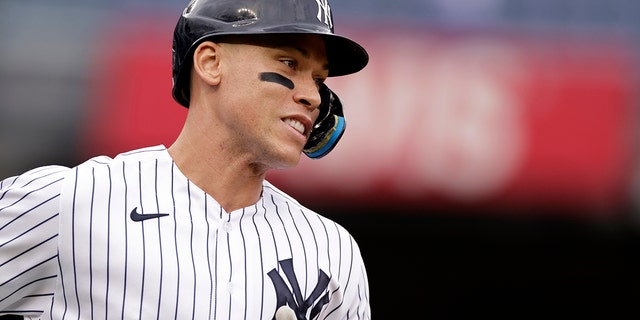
303, 84, 346, 159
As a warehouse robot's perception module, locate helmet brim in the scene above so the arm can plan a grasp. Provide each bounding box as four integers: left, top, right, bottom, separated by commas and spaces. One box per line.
323, 33, 369, 77
190, 28, 369, 77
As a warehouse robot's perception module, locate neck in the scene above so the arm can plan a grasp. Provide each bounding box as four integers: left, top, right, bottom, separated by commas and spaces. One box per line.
167, 131, 266, 213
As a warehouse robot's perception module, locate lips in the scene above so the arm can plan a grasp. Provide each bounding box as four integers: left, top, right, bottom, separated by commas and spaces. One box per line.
284, 118, 306, 136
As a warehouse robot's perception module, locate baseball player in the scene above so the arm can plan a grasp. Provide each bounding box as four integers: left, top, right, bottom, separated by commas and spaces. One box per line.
0, 0, 370, 319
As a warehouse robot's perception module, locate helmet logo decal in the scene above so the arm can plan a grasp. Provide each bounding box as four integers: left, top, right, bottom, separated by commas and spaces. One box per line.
259, 72, 295, 90
315, 0, 333, 28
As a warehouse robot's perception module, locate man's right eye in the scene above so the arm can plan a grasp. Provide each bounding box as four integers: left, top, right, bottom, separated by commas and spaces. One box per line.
281, 59, 297, 70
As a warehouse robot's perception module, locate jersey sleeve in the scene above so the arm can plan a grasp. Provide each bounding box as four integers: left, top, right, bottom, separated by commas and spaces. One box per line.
345, 236, 371, 319
0, 165, 70, 317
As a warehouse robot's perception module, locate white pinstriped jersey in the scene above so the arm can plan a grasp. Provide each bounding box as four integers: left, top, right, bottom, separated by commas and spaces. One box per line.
0, 145, 370, 319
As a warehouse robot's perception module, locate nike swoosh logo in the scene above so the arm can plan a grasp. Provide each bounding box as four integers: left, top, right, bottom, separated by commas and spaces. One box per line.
130, 207, 169, 222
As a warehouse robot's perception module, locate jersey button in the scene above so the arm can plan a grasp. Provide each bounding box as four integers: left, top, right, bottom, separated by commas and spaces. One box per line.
227, 282, 234, 294
222, 221, 233, 232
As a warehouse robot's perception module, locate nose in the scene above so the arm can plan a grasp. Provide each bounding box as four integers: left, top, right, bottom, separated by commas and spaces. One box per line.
294, 79, 322, 111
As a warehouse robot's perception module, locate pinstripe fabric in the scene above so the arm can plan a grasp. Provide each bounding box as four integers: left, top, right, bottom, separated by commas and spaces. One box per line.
0, 145, 370, 319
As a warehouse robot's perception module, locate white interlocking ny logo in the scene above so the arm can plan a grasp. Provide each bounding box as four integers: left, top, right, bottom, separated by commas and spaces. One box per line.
315, 0, 333, 28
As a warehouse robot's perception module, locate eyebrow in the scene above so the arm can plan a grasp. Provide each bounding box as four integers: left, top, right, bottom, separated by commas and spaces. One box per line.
293, 46, 310, 58
286, 45, 330, 72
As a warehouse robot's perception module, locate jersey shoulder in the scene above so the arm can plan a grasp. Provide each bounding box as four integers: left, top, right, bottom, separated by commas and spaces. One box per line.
262, 180, 355, 239
0, 164, 71, 195
262, 180, 303, 207
75, 145, 170, 169
0, 166, 72, 315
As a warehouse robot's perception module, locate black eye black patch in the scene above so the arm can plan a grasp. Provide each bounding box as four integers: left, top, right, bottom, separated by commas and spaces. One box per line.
259, 72, 295, 90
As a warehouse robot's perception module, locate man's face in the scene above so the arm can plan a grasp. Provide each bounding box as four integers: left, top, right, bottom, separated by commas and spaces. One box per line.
213, 34, 330, 169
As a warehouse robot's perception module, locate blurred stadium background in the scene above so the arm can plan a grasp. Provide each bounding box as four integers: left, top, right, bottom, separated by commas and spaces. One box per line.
1, 0, 639, 318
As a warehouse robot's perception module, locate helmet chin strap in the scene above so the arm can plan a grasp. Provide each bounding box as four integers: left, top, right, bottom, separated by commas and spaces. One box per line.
303, 84, 345, 159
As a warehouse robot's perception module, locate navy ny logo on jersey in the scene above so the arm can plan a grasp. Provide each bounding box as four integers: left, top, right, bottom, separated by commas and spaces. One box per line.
268, 259, 330, 320
314, 0, 332, 28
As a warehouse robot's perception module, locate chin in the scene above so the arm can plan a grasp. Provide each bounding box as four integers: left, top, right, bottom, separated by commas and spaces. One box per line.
277, 155, 302, 170
270, 149, 303, 170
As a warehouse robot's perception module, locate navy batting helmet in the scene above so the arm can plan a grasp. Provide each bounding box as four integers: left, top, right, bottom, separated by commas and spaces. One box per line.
171, 0, 369, 158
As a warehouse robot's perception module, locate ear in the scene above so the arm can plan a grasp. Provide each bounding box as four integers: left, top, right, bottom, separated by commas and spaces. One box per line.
192, 41, 222, 86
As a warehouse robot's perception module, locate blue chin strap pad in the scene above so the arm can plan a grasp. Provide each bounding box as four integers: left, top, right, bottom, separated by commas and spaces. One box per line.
303, 84, 346, 159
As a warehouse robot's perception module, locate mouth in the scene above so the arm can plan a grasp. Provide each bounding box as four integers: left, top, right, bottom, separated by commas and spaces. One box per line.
283, 118, 307, 136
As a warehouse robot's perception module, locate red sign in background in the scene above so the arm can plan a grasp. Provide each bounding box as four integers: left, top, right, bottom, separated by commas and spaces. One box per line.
80, 20, 639, 218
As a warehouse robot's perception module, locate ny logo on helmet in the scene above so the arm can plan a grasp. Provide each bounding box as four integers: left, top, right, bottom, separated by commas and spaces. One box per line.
315, 0, 333, 28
